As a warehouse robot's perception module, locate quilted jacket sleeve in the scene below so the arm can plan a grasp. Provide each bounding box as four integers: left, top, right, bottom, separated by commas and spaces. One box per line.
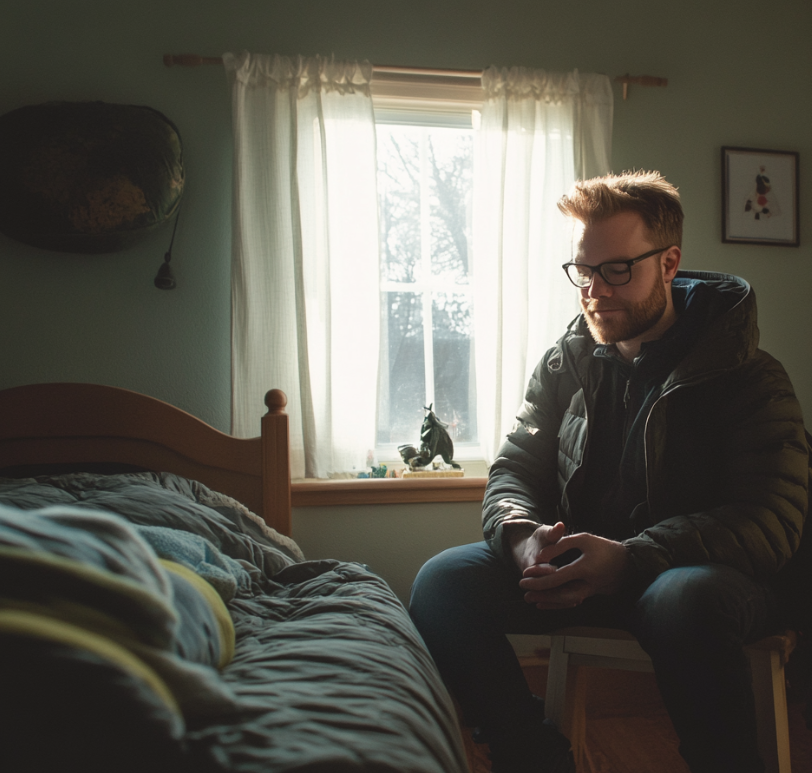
624, 350, 809, 583
482, 348, 576, 563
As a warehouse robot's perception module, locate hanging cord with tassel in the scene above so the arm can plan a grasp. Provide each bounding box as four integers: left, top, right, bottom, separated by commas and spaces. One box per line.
154, 208, 181, 289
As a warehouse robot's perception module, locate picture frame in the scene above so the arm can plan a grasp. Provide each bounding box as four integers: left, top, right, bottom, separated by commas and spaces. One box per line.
721, 146, 799, 247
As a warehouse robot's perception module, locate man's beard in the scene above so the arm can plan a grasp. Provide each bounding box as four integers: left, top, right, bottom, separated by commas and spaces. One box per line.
581, 275, 667, 345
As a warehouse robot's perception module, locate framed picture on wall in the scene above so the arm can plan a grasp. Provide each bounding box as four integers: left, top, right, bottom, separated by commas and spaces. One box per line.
722, 146, 799, 247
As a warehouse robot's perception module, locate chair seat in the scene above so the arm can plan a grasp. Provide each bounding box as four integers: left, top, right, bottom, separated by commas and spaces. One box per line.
544, 627, 796, 773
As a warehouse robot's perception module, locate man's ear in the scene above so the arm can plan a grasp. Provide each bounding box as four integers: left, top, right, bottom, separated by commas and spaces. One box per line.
661, 246, 681, 282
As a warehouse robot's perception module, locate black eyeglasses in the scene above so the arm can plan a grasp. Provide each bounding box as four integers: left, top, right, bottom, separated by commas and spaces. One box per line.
562, 247, 671, 288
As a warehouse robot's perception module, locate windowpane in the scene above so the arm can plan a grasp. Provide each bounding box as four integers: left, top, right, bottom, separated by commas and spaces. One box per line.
378, 290, 426, 445
378, 127, 421, 283
429, 130, 472, 284
432, 292, 475, 443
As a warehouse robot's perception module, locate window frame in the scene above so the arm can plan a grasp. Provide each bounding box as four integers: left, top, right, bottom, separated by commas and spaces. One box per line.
371, 67, 484, 128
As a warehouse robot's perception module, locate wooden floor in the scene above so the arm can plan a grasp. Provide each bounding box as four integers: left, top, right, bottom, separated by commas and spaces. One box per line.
461, 659, 812, 773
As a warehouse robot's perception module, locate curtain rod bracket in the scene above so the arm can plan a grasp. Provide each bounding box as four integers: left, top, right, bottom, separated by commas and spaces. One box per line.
615, 74, 668, 100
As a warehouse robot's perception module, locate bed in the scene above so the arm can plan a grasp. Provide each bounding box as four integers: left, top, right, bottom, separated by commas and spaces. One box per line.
0, 382, 469, 773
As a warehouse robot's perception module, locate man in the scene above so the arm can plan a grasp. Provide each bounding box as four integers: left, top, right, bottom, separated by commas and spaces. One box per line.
410, 171, 808, 773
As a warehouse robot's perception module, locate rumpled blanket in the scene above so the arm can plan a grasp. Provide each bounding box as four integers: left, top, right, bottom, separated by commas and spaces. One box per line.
0, 504, 240, 721
0, 472, 469, 773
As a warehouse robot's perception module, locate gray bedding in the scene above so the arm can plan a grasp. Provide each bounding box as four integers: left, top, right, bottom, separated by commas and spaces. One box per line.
0, 472, 468, 773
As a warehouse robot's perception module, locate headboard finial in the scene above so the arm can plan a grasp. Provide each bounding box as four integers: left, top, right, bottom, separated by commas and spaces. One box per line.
264, 389, 288, 414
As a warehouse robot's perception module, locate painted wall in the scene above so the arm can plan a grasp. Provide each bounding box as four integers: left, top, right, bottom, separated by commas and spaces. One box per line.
293, 501, 484, 603
2, 0, 811, 601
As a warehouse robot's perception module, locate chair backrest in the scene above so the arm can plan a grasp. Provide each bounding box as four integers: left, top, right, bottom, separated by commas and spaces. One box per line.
770, 429, 812, 634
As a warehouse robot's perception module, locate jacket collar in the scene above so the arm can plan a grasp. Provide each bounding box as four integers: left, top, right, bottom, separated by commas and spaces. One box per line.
560, 271, 758, 385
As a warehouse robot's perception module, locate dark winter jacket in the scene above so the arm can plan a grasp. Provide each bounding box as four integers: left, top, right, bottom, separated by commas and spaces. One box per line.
483, 271, 809, 601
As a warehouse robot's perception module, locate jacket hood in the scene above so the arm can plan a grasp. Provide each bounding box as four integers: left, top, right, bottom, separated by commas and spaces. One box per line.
665, 270, 757, 386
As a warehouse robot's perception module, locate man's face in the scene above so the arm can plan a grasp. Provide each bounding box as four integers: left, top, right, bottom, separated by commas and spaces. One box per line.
573, 212, 669, 348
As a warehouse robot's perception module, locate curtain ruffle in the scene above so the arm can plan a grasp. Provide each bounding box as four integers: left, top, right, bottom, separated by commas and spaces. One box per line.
481, 66, 580, 103
223, 52, 373, 98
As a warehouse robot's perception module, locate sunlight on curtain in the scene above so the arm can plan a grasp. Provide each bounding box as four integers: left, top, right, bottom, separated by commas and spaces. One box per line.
225, 52, 380, 479
473, 67, 613, 463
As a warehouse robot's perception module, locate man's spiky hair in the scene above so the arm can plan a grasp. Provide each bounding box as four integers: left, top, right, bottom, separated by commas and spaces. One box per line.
557, 170, 684, 248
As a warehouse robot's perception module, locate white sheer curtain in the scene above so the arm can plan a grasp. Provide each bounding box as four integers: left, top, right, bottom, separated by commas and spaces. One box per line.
473, 67, 613, 463
225, 52, 380, 479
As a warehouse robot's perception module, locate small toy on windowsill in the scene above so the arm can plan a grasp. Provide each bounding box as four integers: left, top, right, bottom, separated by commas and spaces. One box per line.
357, 463, 391, 479
398, 404, 464, 478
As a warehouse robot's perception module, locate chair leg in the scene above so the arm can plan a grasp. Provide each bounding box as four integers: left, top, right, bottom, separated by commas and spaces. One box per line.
567, 666, 589, 772
545, 636, 569, 730
747, 647, 792, 773
546, 637, 588, 771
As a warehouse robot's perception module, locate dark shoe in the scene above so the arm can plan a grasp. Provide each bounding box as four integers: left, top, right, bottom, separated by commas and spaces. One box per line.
538, 719, 575, 773
488, 718, 575, 773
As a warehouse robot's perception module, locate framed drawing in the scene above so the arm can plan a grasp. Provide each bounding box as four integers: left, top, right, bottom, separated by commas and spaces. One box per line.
722, 147, 799, 246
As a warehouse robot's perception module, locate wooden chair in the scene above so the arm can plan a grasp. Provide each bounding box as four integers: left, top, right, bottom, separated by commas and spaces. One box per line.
544, 627, 797, 773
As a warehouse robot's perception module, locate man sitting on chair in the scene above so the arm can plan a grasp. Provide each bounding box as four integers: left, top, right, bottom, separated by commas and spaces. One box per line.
409, 171, 809, 773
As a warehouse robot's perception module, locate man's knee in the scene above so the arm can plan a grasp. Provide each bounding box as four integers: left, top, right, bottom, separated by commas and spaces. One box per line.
631, 564, 770, 655
410, 542, 505, 628
412, 543, 491, 607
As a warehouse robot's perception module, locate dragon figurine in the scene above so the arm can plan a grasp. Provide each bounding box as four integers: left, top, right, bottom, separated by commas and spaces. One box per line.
398, 404, 461, 471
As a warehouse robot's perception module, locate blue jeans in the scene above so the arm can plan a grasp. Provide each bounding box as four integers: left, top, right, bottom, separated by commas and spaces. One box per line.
409, 541, 778, 773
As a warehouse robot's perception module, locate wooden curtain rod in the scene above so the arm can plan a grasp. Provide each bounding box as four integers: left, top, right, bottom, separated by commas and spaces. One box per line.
163, 56, 668, 99
163, 54, 223, 67
162, 54, 482, 78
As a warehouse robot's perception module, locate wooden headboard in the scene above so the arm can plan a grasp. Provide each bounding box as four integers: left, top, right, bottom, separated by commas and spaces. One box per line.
0, 383, 292, 536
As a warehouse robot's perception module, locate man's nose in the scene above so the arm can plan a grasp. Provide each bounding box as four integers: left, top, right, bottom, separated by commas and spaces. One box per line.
584, 271, 613, 299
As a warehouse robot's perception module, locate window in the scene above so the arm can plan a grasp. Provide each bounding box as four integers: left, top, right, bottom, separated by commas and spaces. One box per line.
372, 70, 484, 461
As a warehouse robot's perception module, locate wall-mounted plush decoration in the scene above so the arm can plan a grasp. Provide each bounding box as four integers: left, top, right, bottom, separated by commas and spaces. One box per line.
0, 102, 184, 253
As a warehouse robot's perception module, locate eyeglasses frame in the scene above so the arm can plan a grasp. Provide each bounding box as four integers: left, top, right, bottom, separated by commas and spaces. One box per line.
562, 246, 672, 288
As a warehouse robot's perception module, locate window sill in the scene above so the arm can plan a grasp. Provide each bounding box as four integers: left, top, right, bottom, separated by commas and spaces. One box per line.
291, 476, 487, 507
